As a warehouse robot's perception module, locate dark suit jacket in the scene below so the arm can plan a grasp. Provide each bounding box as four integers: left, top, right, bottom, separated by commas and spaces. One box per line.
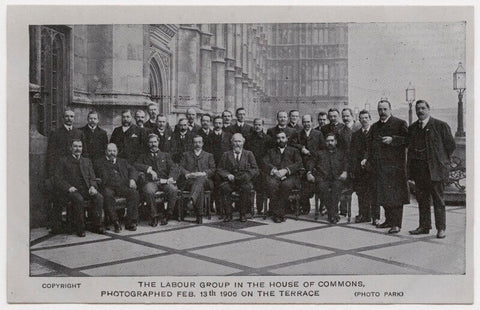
266, 125, 297, 149
54, 155, 98, 193
313, 149, 347, 181
350, 127, 374, 178
245, 131, 271, 170
179, 150, 216, 179
110, 125, 148, 164
288, 122, 303, 132
263, 146, 303, 176
170, 130, 194, 163
174, 122, 201, 134
80, 125, 108, 160
135, 151, 178, 182
217, 150, 259, 183
197, 128, 212, 148
408, 117, 456, 182
151, 128, 172, 153
366, 116, 409, 205
94, 157, 138, 188
230, 123, 254, 140
46, 126, 83, 177
207, 130, 232, 165
291, 129, 326, 168
321, 122, 351, 151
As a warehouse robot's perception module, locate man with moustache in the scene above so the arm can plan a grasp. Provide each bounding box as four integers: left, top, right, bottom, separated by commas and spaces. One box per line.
362, 99, 409, 234
170, 118, 194, 163
179, 135, 216, 224
145, 103, 159, 130
266, 111, 297, 147
321, 108, 350, 152
198, 114, 212, 149
94, 143, 140, 232
342, 108, 362, 133
185, 108, 201, 133
222, 110, 234, 132
291, 114, 326, 214
245, 118, 271, 215
152, 115, 172, 153
54, 139, 105, 237
314, 111, 329, 131
135, 134, 179, 226
350, 110, 379, 224
407, 100, 456, 239
80, 110, 108, 161
263, 131, 303, 223
135, 109, 153, 135
230, 107, 254, 141
110, 110, 148, 164
288, 110, 303, 132
217, 133, 259, 222
308, 133, 348, 224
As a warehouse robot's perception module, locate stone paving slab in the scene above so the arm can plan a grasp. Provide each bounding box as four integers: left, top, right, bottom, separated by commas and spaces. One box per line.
191, 238, 333, 269
131, 226, 253, 250
30, 228, 50, 242
83, 254, 241, 276
106, 220, 194, 236
33, 239, 164, 269
30, 262, 56, 276
242, 219, 326, 235
271, 254, 425, 275
31, 232, 111, 249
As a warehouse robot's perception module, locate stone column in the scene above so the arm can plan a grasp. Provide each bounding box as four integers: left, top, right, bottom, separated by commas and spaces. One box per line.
211, 24, 226, 113
199, 25, 213, 112
224, 24, 236, 113
234, 24, 243, 112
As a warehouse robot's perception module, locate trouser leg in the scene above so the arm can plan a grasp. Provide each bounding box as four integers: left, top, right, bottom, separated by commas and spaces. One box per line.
238, 183, 253, 216
115, 186, 139, 223
143, 182, 159, 218
220, 182, 233, 217
388, 205, 404, 228
190, 178, 207, 216
331, 180, 343, 219
88, 192, 104, 229
68, 191, 86, 232
265, 177, 282, 218
103, 188, 119, 222
160, 183, 178, 217
431, 181, 446, 231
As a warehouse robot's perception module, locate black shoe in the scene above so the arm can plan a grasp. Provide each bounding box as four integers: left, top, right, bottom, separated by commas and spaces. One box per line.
77, 231, 86, 237
160, 217, 168, 225
257, 210, 264, 216
388, 226, 401, 234
409, 227, 430, 235
372, 219, 380, 226
125, 223, 137, 231
186, 199, 194, 211
223, 215, 232, 222
355, 215, 369, 223
196, 216, 203, 224
96, 226, 106, 234
149, 217, 158, 227
113, 220, 122, 233
436, 230, 446, 239
376, 221, 390, 228
273, 217, 282, 223
49, 227, 64, 235
239, 215, 247, 222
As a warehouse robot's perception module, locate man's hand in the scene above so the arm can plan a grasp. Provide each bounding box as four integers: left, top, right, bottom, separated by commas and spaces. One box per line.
227, 174, 235, 182
167, 177, 175, 185
68, 186, 77, 193
301, 147, 311, 155
361, 159, 367, 168
129, 179, 137, 190
149, 170, 158, 181
88, 186, 98, 195
381, 136, 393, 144
338, 171, 348, 181
278, 169, 288, 178
306, 172, 315, 183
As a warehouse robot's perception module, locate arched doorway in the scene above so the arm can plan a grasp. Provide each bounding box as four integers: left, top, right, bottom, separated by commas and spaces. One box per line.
149, 57, 163, 114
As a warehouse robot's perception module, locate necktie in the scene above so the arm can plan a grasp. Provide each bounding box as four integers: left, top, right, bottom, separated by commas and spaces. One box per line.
419, 120, 423, 129
235, 153, 240, 164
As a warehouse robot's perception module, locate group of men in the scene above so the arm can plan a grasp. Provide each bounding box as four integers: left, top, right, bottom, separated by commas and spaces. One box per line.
47, 100, 455, 239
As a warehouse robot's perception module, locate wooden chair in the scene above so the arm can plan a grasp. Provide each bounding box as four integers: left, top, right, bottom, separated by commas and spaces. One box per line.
178, 190, 212, 223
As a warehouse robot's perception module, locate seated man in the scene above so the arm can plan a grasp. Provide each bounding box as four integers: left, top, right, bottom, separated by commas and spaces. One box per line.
54, 139, 105, 237
263, 131, 303, 223
179, 135, 216, 223
135, 134, 179, 226
94, 143, 140, 233
217, 133, 259, 222
307, 133, 347, 224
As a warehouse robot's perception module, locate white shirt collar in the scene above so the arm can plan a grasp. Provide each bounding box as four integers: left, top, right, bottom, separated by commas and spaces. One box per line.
279, 147, 286, 154
237, 122, 244, 127
381, 115, 391, 123
64, 124, 73, 131
122, 125, 131, 132
194, 149, 202, 156
88, 125, 97, 130
304, 128, 312, 136
202, 128, 210, 134
278, 125, 287, 129
106, 156, 116, 164
72, 154, 80, 160
362, 125, 371, 133
419, 116, 430, 128
234, 150, 243, 157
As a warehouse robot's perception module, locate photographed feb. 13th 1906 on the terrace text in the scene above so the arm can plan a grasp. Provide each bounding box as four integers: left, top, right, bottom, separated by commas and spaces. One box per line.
7, 5, 474, 304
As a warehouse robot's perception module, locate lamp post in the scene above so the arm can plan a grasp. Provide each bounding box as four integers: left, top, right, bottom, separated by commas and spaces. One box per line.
364, 101, 370, 113
406, 82, 415, 126
453, 62, 466, 137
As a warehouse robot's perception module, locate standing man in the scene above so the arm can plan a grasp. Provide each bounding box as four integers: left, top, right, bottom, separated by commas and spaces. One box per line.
170, 118, 194, 163
222, 110, 233, 132
94, 143, 140, 232
321, 108, 350, 152
110, 110, 148, 164
80, 110, 108, 161
288, 110, 303, 132
135, 134, 179, 226
266, 111, 297, 146
54, 139, 105, 237
145, 103, 159, 130
152, 115, 172, 153
230, 107, 254, 141
198, 114, 212, 146
342, 108, 362, 133
363, 99, 409, 234
308, 133, 348, 224
350, 110, 379, 224
263, 131, 303, 223
185, 108, 201, 133
314, 111, 329, 131
217, 133, 259, 222
179, 135, 216, 224
408, 100, 455, 239
291, 114, 326, 214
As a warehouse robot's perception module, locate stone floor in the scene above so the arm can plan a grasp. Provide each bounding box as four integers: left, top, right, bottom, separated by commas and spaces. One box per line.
30, 194, 466, 276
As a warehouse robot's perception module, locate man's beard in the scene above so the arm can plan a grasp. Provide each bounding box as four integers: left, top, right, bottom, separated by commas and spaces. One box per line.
136, 120, 144, 127
277, 142, 287, 148
122, 121, 131, 127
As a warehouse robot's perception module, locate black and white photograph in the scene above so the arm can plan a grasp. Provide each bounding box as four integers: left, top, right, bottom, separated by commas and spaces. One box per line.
6, 4, 474, 304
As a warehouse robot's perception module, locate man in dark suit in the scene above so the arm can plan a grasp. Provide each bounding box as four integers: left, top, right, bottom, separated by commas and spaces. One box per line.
94, 143, 140, 233
198, 114, 212, 148
217, 133, 259, 222
135, 134, 179, 226
80, 110, 108, 161
186, 108, 201, 133
179, 135, 216, 223
110, 110, 148, 164
291, 114, 326, 214
307, 133, 348, 224
363, 99, 409, 234
151, 115, 172, 153
135, 109, 153, 136
144, 103, 159, 130
170, 118, 194, 163
222, 110, 233, 133
408, 100, 456, 239
288, 109, 303, 132
266, 111, 297, 148
314, 111, 329, 131
350, 110, 379, 224
230, 107, 254, 141
54, 139, 105, 237
321, 108, 350, 152
263, 131, 303, 223
342, 108, 362, 133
